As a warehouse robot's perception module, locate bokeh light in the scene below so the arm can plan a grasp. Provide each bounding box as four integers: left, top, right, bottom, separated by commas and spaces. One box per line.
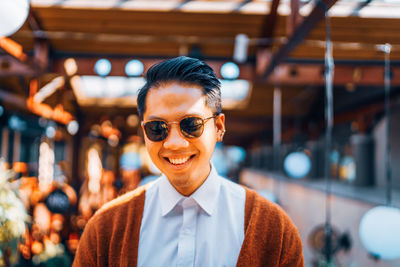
67, 120, 79, 135
220, 62, 240, 80
359, 206, 400, 260
94, 58, 112, 76
0, 0, 30, 36
284, 151, 311, 179
125, 59, 144, 76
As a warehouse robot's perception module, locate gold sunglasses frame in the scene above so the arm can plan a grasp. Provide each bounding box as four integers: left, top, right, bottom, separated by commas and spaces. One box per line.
141, 115, 217, 141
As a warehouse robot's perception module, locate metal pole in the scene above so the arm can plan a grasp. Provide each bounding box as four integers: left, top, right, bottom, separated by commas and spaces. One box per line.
273, 87, 282, 199
273, 86, 282, 171
382, 43, 392, 206
323, 6, 334, 263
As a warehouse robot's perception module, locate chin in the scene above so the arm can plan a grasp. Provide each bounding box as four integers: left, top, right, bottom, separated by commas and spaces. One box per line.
170, 175, 191, 187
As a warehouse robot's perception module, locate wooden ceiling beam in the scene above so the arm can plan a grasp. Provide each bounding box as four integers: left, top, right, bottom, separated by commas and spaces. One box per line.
0, 88, 27, 110
286, 0, 302, 36
0, 11, 49, 77
28, 10, 49, 71
261, 0, 339, 79
256, 0, 280, 75
259, 0, 280, 44
50, 57, 400, 86
0, 55, 36, 77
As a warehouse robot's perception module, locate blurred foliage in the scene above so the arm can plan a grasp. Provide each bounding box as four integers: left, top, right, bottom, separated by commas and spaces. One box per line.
0, 159, 29, 266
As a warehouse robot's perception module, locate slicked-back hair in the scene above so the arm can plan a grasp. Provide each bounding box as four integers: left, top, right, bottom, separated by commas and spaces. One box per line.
137, 56, 221, 120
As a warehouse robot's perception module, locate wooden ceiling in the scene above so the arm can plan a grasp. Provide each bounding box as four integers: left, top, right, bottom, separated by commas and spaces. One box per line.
10, 1, 400, 60
9, 0, 400, 59
2, 0, 400, 147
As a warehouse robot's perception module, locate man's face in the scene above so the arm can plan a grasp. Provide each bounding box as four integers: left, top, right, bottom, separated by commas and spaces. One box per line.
142, 82, 225, 196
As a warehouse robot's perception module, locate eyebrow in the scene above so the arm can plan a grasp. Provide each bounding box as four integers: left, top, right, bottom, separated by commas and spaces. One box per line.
146, 113, 206, 121
147, 115, 164, 121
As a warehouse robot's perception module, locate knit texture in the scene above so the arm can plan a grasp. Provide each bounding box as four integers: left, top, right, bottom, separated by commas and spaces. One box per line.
73, 185, 304, 267
237, 187, 304, 266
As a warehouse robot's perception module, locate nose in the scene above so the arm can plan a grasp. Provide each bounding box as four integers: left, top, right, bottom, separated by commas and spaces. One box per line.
163, 124, 189, 150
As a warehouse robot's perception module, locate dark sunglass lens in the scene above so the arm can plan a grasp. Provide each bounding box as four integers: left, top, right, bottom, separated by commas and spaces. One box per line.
144, 121, 168, 141
180, 117, 203, 138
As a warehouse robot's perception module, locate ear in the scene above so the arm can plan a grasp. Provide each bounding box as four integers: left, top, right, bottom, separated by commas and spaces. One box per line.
215, 113, 226, 142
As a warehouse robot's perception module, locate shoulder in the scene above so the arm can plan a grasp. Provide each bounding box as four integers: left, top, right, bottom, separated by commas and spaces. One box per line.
240, 188, 304, 266
74, 183, 155, 266
243, 187, 298, 233
90, 182, 153, 225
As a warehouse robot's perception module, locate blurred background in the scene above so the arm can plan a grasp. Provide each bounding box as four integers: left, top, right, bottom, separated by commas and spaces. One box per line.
1, 0, 400, 266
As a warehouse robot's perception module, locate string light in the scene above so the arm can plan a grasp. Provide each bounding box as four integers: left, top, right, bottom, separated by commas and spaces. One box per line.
87, 147, 102, 194
38, 141, 55, 192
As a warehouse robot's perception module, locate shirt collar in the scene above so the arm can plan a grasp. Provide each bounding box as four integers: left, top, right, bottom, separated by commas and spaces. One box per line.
191, 164, 220, 216
158, 164, 221, 217
159, 174, 184, 217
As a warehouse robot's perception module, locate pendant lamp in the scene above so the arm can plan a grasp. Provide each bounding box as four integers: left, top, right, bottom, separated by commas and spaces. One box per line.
358, 44, 400, 261
0, 0, 30, 37
309, 6, 352, 264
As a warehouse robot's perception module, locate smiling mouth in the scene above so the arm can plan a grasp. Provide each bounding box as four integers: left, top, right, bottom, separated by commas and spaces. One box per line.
165, 155, 195, 165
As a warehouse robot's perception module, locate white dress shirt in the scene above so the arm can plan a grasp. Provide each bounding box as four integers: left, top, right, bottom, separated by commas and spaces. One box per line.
138, 164, 246, 267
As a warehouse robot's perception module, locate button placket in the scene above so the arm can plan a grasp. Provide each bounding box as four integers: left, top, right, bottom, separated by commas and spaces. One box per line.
177, 198, 198, 267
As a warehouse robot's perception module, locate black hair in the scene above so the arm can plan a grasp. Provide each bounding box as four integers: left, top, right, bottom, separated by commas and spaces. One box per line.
137, 56, 221, 120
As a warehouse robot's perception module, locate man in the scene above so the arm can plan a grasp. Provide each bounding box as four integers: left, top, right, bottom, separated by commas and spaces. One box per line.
73, 56, 304, 267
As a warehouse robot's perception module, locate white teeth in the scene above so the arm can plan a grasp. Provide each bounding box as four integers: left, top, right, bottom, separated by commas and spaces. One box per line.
168, 157, 190, 165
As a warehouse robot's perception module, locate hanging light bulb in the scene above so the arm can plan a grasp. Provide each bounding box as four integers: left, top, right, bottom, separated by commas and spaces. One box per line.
220, 62, 240, 80
94, 58, 112, 77
283, 151, 311, 179
125, 59, 144, 77
0, 0, 30, 36
359, 206, 400, 260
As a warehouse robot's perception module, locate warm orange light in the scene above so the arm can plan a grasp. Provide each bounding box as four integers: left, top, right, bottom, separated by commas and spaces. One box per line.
33, 76, 65, 103
29, 79, 38, 97
31, 241, 44, 255
87, 147, 103, 194
63, 184, 77, 205
26, 97, 75, 125
27, 79, 75, 125
38, 141, 54, 192
12, 161, 28, 173
64, 58, 78, 76
0, 36, 27, 61
100, 120, 121, 139
53, 104, 74, 124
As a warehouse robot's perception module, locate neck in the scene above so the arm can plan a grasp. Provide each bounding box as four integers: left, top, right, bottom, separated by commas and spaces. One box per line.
172, 163, 212, 196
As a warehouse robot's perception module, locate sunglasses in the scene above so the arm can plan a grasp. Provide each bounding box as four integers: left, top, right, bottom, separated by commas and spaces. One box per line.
142, 115, 217, 142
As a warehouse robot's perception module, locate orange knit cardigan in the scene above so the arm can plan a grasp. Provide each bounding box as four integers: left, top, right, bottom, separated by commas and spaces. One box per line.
73, 186, 304, 267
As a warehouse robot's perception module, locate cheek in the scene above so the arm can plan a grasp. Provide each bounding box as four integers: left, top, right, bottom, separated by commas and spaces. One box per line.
197, 133, 217, 156
146, 142, 161, 161
202, 126, 217, 141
